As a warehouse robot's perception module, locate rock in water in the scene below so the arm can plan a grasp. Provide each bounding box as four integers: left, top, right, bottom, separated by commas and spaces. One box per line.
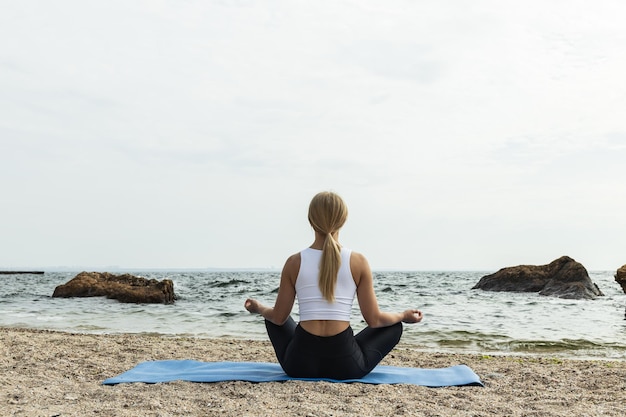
615, 265, 626, 294
472, 256, 603, 300
52, 271, 175, 304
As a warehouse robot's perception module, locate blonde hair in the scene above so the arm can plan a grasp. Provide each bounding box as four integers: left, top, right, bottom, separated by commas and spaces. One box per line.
308, 191, 348, 302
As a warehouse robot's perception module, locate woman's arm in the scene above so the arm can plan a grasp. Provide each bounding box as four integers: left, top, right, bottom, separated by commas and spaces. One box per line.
352, 252, 423, 328
244, 253, 299, 325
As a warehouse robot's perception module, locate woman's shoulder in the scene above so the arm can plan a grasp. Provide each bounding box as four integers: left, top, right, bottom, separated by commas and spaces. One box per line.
281, 252, 302, 285
349, 250, 370, 272
285, 252, 302, 273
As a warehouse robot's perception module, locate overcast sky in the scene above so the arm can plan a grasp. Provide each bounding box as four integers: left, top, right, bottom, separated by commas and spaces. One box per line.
1, 0, 625, 271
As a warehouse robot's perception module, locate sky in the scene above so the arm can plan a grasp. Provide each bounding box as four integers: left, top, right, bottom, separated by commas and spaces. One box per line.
1, 0, 625, 271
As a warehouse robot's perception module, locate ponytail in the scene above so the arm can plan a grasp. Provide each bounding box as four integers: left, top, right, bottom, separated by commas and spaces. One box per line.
319, 232, 342, 302
307, 191, 348, 302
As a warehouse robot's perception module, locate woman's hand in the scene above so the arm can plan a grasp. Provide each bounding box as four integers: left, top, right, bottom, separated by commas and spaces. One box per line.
402, 309, 423, 323
244, 298, 261, 314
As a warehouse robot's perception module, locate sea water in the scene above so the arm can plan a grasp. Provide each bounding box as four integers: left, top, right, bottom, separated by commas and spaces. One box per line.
1, 270, 625, 360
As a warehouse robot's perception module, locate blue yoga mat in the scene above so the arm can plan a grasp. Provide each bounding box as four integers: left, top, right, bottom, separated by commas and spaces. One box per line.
103, 360, 483, 387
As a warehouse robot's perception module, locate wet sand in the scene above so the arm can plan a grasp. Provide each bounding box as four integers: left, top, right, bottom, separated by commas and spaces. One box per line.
2, 327, 625, 416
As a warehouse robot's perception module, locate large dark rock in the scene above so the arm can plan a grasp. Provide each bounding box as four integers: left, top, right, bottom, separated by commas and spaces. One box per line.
52, 271, 175, 304
472, 256, 603, 300
615, 265, 626, 294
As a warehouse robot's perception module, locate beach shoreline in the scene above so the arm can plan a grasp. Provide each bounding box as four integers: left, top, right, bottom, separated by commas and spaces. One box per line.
2, 327, 625, 416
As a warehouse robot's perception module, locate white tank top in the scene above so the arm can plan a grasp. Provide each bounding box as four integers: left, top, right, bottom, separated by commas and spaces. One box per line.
295, 247, 357, 321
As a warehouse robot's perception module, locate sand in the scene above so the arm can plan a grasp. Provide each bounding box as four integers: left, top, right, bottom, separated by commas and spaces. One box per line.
1, 327, 625, 417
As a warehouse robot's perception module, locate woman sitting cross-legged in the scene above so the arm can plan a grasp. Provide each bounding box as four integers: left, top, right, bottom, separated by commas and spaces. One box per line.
244, 191, 423, 380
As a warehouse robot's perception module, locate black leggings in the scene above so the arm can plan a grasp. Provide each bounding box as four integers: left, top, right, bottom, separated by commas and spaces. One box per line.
265, 317, 402, 380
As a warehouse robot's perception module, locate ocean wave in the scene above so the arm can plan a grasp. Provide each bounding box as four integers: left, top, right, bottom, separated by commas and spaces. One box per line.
2, 270, 625, 360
